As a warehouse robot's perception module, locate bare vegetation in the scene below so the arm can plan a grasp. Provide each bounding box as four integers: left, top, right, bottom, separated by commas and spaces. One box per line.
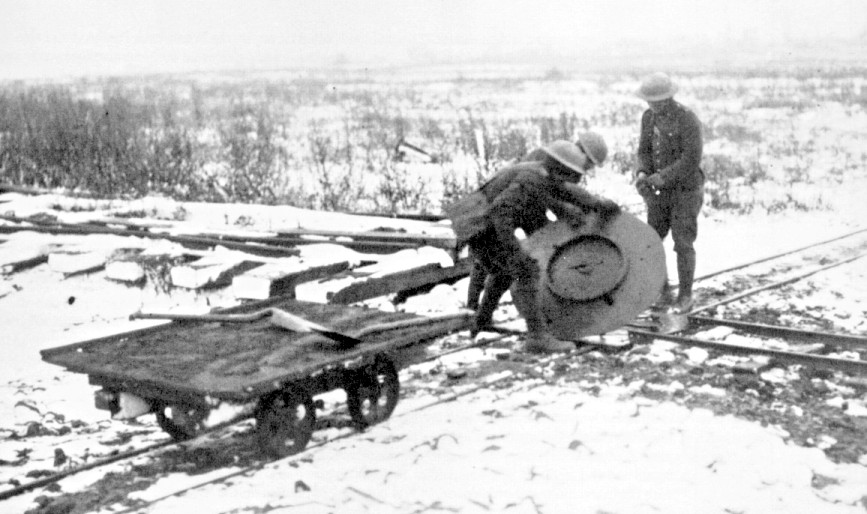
1, 67, 865, 215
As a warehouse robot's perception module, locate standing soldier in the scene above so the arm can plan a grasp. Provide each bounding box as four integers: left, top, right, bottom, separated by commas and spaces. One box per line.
634, 72, 704, 313
449, 138, 619, 353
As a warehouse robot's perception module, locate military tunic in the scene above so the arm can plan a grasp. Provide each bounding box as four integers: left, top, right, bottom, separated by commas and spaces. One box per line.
468, 161, 596, 277
636, 100, 704, 255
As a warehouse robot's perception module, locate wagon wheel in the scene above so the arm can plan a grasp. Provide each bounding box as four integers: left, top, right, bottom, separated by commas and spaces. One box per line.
255, 387, 316, 459
345, 356, 400, 429
154, 404, 207, 441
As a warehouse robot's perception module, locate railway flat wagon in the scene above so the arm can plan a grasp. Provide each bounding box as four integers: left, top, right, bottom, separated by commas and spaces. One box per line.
41, 297, 471, 457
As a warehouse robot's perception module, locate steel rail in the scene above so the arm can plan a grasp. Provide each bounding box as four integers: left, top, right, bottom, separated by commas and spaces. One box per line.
0, 326, 498, 503
689, 251, 867, 316
693, 226, 867, 283
108, 344, 595, 514
627, 327, 867, 375
0, 439, 177, 501
8, 315, 862, 505
689, 315, 867, 349
7, 235, 866, 503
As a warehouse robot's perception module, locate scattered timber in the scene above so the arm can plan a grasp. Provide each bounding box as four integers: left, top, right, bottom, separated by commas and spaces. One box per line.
48, 249, 110, 276
1, 253, 49, 275
274, 228, 454, 250
0, 218, 301, 258
170, 256, 264, 290
329, 258, 472, 305
232, 260, 352, 300
104, 248, 148, 283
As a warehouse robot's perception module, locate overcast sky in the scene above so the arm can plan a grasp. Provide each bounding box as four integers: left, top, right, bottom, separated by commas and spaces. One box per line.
1, 0, 865, 80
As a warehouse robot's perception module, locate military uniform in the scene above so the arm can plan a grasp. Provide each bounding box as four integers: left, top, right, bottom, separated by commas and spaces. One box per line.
465, 161, 612, 351
636, 99, 704, 308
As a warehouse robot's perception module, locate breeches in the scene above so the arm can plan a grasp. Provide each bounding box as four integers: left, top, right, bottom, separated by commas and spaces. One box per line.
468, 228, 539, 282
645, 186, 704, 255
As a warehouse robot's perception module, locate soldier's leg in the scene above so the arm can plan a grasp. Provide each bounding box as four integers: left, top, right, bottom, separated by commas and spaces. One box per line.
508, 253, 573, 353
645, 192, 675, 308
471, 272, 512, 336
467, 234, 513, 336
645, 192, 672, 241
466, 255, 487, 310
671, 187, 704, 313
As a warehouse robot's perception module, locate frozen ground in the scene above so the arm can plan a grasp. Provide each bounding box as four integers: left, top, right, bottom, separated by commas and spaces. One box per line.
1, 187, 867, 513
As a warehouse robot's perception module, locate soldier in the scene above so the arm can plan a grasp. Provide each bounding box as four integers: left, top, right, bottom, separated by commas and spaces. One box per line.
522, 132, 608, 170
450, 138, 618, 353
634, 72, 704, 313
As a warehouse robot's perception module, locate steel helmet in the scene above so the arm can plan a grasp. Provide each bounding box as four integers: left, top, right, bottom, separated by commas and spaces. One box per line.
542, 140, 587, 176
577, 132, 608, 166
636, 72, 678, 102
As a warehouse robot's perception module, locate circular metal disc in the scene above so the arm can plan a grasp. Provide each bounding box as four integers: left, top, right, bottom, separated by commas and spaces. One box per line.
522, 212, 666, 338
546, 235, 627, 301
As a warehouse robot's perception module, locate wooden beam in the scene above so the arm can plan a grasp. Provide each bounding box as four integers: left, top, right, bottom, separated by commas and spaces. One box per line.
0, 221, 300, 258
328, 259, 472, 305
171, 257, 264, 290
232, 260, 351, 300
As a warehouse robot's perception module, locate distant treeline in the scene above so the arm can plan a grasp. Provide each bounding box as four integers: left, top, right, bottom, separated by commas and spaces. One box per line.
0, 79, 598, 210
0, 85, 206, 199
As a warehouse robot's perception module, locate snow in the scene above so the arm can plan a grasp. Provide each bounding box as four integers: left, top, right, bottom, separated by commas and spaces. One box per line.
1, 186, 867, 512
134, 385, 867, 514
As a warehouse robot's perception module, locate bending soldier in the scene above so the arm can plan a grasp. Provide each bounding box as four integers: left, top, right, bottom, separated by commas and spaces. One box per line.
450, 137, 619, 353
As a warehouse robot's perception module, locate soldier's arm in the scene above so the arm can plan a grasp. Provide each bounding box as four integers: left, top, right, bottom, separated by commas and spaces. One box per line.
487, 181, 530, 244
520, 147, 547, 163
635, 110, 654, 176
656, 110, 703, 187
551, 183, 621, 225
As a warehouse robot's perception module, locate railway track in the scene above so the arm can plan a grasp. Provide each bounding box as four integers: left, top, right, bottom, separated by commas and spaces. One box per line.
0, 332, 520, 504
3, 227, 866, 511
8, 301, 866, 511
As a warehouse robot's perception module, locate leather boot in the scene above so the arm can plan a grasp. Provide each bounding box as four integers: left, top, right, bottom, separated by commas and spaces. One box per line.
674, 251, 696, 313
471, 273, 511, 336
510, 278, 574, 353
651, 281, 675, 312
466, 259, 487, 310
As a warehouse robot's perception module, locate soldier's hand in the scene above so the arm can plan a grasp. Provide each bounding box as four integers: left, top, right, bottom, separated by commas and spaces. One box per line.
635, 174, 658, 197
595, 199, 621, 223
645, 174, 665, 190
635, 173, 652, 196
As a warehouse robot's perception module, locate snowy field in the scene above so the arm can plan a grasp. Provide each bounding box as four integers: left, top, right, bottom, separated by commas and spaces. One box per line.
1, 69, 867, 513
1, 186, 866, 513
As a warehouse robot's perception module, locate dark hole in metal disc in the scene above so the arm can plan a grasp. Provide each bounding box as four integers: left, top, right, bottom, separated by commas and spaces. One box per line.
545, 235, 627, 301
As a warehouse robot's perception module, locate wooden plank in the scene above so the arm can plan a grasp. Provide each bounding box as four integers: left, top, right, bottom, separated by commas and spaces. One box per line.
48, 249, 108, 276
268, 237, 431, 254
329, 259, 472, 305
1, 253, 49, 275
232, 260, 351, 300
0, 239, 56, 275
274, 228, 454, 248
90, 217, 176, 231
105, 248, 148, 283
0, 221, 300, 258
170, 255, 264, 289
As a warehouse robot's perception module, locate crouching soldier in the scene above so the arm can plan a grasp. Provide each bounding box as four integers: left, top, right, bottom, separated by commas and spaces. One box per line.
447, 137, 620, 353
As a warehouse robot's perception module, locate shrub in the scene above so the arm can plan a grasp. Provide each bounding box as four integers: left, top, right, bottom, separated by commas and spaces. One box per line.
701, 153, 768, 212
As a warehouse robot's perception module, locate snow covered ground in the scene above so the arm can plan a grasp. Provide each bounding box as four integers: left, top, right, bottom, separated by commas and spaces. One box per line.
1, 186, 867, 513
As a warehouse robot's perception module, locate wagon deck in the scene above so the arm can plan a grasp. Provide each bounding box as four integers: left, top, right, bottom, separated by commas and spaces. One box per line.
41, 296, 471, 456
42, 297, 467, 401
